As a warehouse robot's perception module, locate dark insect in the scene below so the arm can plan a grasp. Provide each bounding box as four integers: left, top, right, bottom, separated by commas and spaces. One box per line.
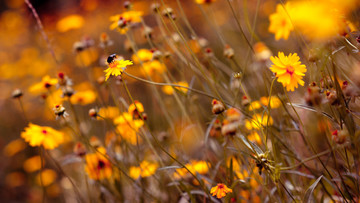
107, 54, 117, 64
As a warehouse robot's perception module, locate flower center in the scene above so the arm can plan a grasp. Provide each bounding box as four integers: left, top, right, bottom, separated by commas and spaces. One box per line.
42, 130, 47, 134
217, 184, 224, 189
98, 160, 106, 169
44, 82, 51, 88
286, 65, 295, 75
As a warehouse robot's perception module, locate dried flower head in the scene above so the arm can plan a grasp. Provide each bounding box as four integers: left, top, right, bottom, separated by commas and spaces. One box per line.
53, 104, 69, 119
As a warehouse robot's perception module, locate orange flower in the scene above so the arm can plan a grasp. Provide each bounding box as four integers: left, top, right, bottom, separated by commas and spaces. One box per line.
270, 52, 307, 91
210, 183, 233, 199
268, 3, 293, 40
85, 147, 112, 180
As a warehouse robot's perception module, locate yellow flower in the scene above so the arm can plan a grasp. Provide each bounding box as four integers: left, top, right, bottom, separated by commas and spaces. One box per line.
129, 160, 158, 179
128, 101, 144, 119
36, 169, 57, 186
162, 81, 189, 95
104, 59, 133, 81
56, 15, 84, 32
248, 131, 262, 145
142, 60, 166, 75
114, 112, 144, 145
270, 52, 307, 91
248, 101, 262, 111
21, 123, 64, 150
132, 49, 153, 64
268, 3, 294, 40
70, 90, 96, 105
85, 147, 112, 180
260, 96, 281, 109
109, 11, 143, 29
196, 0, 216, 4
174, 160, 210, 179
210, 183, 233, 199
97, 106, 120, 120
245, 114, 273, 130
23, 156, 43, 173
3, 139, 26, 157
29, 75, 58, 94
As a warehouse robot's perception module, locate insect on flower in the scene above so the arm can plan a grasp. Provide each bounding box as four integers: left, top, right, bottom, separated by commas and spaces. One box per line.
104, 54, 133, 81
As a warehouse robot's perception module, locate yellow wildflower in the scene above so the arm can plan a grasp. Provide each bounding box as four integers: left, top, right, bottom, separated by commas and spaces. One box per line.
56, 15, 84, 32
70, 90, 96, 105
210, 183, 233, 199
174, 160, 210, 179
23, 156, 43, 173
104, 59, 133, 81
21, 123, 64, 150
128, 101, 144, 119
142, 60, 166, 75
114, 112, 144, 145
268, 3, 293, 40
3, 139, 26, 157
36, 169, 57, 186
162, 81, 189, 95
270, 52, 307, 91
29, 75, 58, 94
129, 160, 158, 179
97, 106, 120, 120
248, 131, 262, 145
109, 11, 143, 29
85, 147, 112, 180
260, 96, 281, 109
248, 101, 262, 111
132, 49, 153, 64
245, 114, 273, 130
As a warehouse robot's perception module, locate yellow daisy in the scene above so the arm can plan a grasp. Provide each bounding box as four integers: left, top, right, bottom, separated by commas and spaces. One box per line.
270, 52, 307, 91
21, 123, 64, 150
268, 3, 294, 40
104, 58, 133, 81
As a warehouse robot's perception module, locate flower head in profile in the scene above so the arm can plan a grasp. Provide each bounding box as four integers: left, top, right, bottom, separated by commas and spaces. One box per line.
29, 75, 58, 94
270, 52, 307, 91
21, 123, 64, 150
268, 3, 294, 40
85, 147, 112, 180
104, 54, 133, 81
210, 183, 233, 199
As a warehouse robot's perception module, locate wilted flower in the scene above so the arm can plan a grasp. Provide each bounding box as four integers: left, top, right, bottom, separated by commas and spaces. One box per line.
53, 104, 69, 119
212, 99, 225, 114
21, 123, 64, 150
270, 52, 307, 91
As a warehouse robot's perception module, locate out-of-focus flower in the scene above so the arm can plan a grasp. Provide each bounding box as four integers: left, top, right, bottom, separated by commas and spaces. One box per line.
29, 75, 58, 94
36, 169, 57, 186
268, 3, 293, 40
162, 81, 189, 95
104, 56, 133, 81
73, 142, 86, 156
85, 147, 112, 180
270, 52, 307, 91
142, 60, 166, 75
114, 112, 144, 145
11, 88, 23, 99
259, 96, 281, 109
53, 104, 69, 119
21, 123, 64, 150
245, 114, 273, 130
99, 32, 113, 48
3, 139, 26, 157
5, 172, 25, 188
132, 49, 153, 64
129, 160, 158, 179
97, 106, 120, 120
254, 42, 272, 61
210, 183, 232, 199
248, 131, 262, 145
70, 90, 96, 105
212, 99, 225, 114
109, 11, 143, 34
248, 100, 262, 111
128, 101, 144, 119
174, 160, 210, 179
23, 155, 42, 173
56, 15, 84, 32
196, 0, 216, 4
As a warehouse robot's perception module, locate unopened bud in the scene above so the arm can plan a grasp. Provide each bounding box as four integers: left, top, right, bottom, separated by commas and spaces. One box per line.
12, 89, 23, 99
212, 99, 225, 114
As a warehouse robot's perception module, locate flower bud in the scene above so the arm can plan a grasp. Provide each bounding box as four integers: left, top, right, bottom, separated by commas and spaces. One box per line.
223, 45, 234, 59
212, 99, 225, 114
73, 142, 86, 156
88, 108, 97, 118
12, 89, 23, 99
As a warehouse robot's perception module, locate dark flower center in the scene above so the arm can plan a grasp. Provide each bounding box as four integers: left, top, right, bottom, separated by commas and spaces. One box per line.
98, 160, 106, 169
